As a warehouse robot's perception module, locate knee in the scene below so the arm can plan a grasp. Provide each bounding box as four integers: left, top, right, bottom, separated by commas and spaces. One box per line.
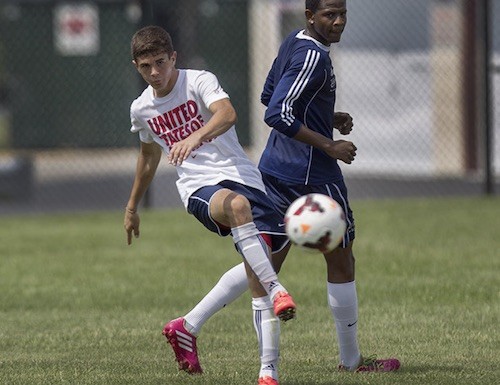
325, 246, 355, 281
227, 194, 251, 217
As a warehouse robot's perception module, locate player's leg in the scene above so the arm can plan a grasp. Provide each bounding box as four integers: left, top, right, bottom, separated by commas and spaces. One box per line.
162, 262, 248, 375
184, 263, 247, 335
270, 242, 290, 274
210, 189, 286, 383
253, 296, 280, 383
163, 183, 291, 379
320, 181, 399, 372
209, 188, 295, 320
324, 242, 360, 369
183, 242, 291, 336
325, 243, 400, 372
244, 261, 281, 383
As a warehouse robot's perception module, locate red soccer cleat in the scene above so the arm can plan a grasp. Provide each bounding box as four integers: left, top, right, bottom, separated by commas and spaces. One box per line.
272, 291, 296, 322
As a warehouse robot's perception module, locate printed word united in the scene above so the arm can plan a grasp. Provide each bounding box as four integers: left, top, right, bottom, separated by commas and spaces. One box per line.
147, 100, 205, 149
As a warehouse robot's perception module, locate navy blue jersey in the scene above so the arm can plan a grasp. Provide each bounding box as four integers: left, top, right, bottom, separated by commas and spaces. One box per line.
259, 29, 343, 185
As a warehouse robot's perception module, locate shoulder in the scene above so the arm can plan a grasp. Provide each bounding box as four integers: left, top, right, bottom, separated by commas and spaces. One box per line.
130, 86, 152, 113
282, 31, 325, 60
183, 70, 222, 95
184, 69, 218, 83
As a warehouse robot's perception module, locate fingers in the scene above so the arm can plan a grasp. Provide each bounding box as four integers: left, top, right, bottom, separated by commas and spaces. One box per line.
168, 149, 185, 166
124, 212, 139, 245
331, 139, 357, 164
168, 142, 194, 166
125, 226, 139, 245
334, 112, 353, 135
349, 147, 357, 162
343, 143, 357, 164
340, 119, 353, 134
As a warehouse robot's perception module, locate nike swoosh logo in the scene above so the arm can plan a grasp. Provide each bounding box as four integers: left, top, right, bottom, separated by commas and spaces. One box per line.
347, 321, 357, 327
278, 223, 286, 227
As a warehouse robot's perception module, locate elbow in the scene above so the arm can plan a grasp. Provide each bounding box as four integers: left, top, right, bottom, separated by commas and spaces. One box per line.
264, 112, 300, 138
227, 106, 238, 126
230, 111, 238, 126
263, 111, 273, 127
264, 111, 280, 128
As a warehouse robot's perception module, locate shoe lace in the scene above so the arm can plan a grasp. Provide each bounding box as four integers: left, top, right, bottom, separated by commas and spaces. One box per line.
358, 355, 382, 370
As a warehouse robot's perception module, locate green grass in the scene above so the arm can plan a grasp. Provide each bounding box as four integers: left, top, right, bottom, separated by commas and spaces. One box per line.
1, 196, 499, 385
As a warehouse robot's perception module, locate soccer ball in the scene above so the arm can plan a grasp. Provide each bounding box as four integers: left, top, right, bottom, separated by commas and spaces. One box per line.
284, 193, 346, 253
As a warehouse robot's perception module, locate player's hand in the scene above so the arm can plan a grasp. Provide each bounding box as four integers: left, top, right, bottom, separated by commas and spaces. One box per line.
329, 140, 357, 164
168, 135, 202, 166
333, 112, 353, 135
124, 209, 140, 245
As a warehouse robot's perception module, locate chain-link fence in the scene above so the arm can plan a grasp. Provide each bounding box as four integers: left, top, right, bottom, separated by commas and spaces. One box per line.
0, 0, 498, 215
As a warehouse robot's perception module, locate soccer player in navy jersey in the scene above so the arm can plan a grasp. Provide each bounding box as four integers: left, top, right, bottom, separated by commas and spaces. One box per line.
257, 0, 399, 373
164, 1, 400, 382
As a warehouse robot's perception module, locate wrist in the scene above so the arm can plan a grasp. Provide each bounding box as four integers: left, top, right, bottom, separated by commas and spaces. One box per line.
125, 206, 137, 214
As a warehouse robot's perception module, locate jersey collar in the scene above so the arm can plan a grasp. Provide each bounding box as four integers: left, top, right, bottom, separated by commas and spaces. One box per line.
296, 30, 330, 52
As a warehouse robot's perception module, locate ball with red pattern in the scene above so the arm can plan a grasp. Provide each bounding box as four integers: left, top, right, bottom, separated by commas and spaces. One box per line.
284, 193, 346, 253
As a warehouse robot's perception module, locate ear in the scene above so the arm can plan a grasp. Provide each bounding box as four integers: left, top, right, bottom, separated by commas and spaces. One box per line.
305, 9, 314, 24
132, 60, 138, 69
171, 51, 177, 64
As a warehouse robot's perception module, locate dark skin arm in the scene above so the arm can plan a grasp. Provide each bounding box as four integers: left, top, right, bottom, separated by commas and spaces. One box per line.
293, 111, 357, 164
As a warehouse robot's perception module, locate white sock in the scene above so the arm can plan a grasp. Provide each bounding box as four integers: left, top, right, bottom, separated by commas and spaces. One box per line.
327, 281, 361, 369
232, 223, 285, 299
253, 296, 280, 381
184, 263, 248, 335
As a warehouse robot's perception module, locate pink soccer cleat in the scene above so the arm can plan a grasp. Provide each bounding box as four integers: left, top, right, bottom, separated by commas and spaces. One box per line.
162, 317, 203, 374
339, 355, 401, 372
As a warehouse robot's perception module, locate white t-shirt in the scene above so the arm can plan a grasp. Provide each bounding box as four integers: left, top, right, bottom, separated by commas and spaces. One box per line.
130, 69, 266, 207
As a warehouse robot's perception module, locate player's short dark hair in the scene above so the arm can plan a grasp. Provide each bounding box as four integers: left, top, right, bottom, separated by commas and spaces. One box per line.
131, 26, 174, 60
305, 0, 322, 12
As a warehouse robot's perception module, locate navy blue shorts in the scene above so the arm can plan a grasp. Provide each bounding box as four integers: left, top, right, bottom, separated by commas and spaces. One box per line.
187, 180, 289, 253
261, 172, 355, 248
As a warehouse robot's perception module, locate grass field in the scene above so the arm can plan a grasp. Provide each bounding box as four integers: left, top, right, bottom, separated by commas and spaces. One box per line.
1, 196, 499, 385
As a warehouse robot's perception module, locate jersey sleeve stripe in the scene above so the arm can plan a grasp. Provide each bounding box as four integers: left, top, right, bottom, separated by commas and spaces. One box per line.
280, 49, 320, 126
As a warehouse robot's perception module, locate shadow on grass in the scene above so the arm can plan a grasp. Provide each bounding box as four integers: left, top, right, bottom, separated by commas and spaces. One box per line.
281, 362, 470, 384
392, 363, 465, 373
282, 379, 364, 385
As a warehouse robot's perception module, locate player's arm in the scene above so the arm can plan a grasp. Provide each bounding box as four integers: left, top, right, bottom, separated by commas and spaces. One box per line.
168, 98, 237, 166
261, 59, 277, 107
124, 141, 162, 244
266, 77, 356, 163
264, 49, 356, 164
293, 124, 357, 164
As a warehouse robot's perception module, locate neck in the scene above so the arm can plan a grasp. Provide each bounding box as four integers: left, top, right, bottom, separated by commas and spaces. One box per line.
154, 69, 179, 98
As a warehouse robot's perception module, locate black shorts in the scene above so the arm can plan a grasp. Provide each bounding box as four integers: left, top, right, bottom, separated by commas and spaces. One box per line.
261, 172, 355, 248
187, 180, 289, 253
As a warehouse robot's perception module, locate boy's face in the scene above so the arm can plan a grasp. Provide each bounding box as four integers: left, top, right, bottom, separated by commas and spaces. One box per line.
306, 0, 347, 45
133, 52, 177, 97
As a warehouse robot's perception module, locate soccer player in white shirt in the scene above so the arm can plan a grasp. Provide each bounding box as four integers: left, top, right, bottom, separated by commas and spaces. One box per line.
123, 26, 295, 385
